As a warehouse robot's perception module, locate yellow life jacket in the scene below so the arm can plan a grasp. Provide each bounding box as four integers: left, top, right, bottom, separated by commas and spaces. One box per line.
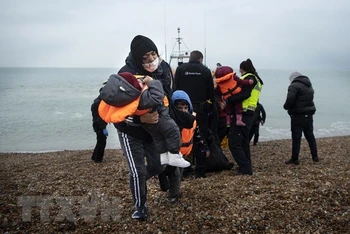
241, 73, 262, 112
215, 72, 241, 100
180, 112, 197, 156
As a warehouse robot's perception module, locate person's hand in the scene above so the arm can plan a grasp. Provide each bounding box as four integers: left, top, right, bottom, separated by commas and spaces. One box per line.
261, 120, 264, 126
102, 128, 108, 136
205, 150, 210, 158
219, 101, 226, 110
143, 76, 153, 84
140, 112, 159, 124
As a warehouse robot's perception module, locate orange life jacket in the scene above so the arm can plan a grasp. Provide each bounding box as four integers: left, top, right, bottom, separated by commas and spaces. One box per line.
180, 113, 197, 156
98, 87, 169, 123
215, 72, 241, 100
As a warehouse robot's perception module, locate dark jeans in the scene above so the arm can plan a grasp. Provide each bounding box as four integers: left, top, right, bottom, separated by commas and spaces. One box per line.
118, 130, 165, 208
217, 116, 229, 143
92, 130, 107, 162
290, 115, 318, 161
249, 123, 260, 145
192, 102, 210, 176
193, 145, 207, 176
228, 113, 254, 175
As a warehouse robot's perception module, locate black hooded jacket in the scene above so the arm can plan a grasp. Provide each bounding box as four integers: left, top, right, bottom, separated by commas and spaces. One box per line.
283, 75, 316, 115
114, 53, 174, 140
174, 61, 214, 104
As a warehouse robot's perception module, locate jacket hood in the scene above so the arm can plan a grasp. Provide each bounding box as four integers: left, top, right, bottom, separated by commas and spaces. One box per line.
289, 72, 302, 83
171, 90, 193, 113
292, 75, 312, 87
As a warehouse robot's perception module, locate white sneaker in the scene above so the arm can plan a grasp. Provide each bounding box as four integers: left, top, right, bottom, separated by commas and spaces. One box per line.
160, 152, 169, 165
168, 152, 190, 168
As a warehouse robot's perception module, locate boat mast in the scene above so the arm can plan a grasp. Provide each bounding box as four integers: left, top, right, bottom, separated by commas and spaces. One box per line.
169, 27, 190, 67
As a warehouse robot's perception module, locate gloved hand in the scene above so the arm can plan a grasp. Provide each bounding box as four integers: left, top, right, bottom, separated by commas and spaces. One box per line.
102, 128, 108, 136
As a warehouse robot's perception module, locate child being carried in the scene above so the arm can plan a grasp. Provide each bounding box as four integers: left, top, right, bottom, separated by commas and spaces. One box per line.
99, 72, 190, 168
214, 66, 253, 126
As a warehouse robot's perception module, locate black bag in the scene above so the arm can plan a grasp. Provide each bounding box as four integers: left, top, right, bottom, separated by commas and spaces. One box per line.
206, 141, 234, 172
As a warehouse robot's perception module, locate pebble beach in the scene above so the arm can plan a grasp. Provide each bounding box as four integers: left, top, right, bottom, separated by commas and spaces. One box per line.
1, 136, 349, 233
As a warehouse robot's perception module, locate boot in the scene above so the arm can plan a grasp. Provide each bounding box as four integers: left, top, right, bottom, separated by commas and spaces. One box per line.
168, 152, 190, 168
160, 152, 169, 165
236, 114, 246, 126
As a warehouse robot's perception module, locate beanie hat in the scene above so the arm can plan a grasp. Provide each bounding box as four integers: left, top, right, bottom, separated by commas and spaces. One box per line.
289, 72, 302, 83
130, 35, 158, 65
215, 66, 234, 78
118, 72, 142, 91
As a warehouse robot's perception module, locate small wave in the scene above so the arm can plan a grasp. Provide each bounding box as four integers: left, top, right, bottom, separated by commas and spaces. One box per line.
72, 113, 84, 119
55, 111, 64, 115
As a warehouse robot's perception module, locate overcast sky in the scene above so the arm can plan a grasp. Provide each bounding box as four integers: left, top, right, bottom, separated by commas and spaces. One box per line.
0, 0, 349, 70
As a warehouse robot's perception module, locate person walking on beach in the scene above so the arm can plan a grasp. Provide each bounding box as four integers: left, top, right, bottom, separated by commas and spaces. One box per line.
173, 50, 215, 178
283, 72, 319, 165
91, 87, 108, 163
99, 72, 190, 168
227, 59, 263, 175
111, 35, 180, 220
249, 102, 266, 145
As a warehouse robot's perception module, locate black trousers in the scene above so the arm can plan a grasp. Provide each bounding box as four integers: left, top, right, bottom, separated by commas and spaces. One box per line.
192, 102, 210, 176
249, 123, 260, 145
92, 130, 107, 162
228, 113, 254, 175
290, 115, 318, 161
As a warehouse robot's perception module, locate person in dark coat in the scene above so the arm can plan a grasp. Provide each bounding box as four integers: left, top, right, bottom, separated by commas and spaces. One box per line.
283, 72, 319, 165
111, 35, 181, 220
249, 102, 266, 145
91, 88, 108, 163
226, 59, 263, 175
173, 50, 215, 178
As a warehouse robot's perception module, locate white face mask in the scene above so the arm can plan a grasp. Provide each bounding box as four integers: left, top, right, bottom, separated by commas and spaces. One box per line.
143, 57, 159, 73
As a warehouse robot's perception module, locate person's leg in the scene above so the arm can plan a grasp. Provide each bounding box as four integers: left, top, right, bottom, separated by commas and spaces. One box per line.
253, 123, 260, 145
92, 130, 107, 162
117, 130, 150, 220
290, 115, 303, 162
241, 114, 254, 165
235, 103, 246, 126
228, 115, 253, 175
193, 145, 207, 178
143, 116, 189, 168
217, 116, 228, 143
249, 124, 258, 144
167, 166, 182, 203
303, 115, 318, 161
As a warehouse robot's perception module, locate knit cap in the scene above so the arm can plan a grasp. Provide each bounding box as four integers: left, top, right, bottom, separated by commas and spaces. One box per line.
215, 66, 234, 78
130, 35, 158, 64
118, 72, 142, 91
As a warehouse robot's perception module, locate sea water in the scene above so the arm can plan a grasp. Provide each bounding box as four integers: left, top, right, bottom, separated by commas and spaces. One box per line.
0, 67, 349, 152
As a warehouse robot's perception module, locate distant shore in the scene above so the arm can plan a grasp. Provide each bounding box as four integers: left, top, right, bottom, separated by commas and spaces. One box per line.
1, 136, 349, 233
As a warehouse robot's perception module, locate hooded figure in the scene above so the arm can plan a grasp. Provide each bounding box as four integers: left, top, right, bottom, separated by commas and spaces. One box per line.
283, 72, 316, 115
289, 72, 302, 83
283, 71, 318, 165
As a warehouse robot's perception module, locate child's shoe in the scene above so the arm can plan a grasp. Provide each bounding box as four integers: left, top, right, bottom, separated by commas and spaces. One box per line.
236, 114, 246, 126
168, 152, 190, 168
160, 152, 169, 165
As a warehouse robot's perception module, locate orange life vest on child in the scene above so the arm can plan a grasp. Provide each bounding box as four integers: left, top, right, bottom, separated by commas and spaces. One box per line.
180, 113, 197, 156
215, 72, 241, 100
98, 88, 169, 123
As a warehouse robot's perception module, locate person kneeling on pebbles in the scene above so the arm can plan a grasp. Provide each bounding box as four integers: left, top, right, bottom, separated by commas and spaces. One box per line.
99, 72, 190, 168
